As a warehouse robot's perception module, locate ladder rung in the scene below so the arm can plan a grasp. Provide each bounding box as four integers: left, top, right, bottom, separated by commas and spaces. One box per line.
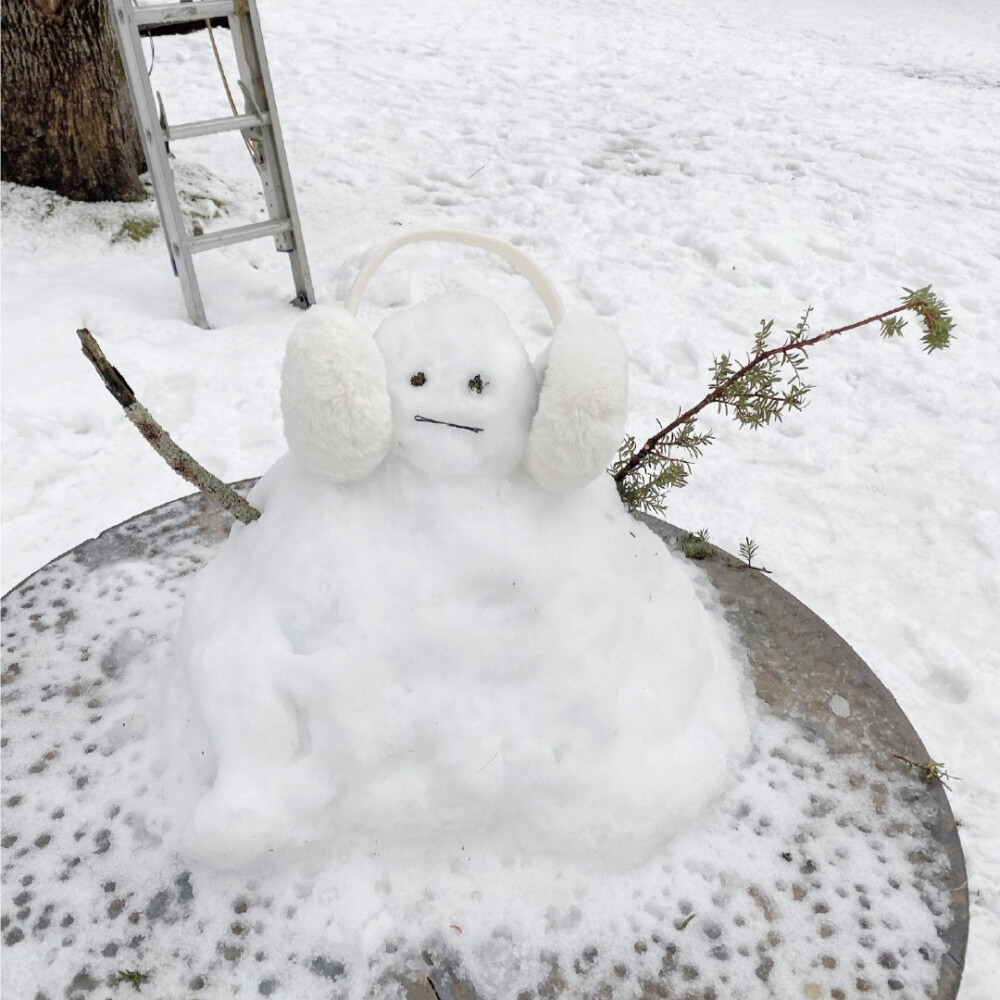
168, 111, 270, 141
189, 218, 292, 253
131, 1, 236, 28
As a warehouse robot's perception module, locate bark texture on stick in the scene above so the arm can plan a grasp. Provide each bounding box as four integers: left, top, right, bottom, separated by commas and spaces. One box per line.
77, 328, 262, 524
2, 0, 145, 201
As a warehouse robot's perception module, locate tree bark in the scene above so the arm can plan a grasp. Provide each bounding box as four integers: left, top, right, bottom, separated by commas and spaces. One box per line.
1, 0, 145, 201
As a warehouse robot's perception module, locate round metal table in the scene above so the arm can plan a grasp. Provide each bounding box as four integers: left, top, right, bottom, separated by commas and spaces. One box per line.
1, 485, 968, 999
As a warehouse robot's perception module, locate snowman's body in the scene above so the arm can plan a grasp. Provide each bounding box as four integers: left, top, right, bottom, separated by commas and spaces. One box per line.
172, 283, 752, 870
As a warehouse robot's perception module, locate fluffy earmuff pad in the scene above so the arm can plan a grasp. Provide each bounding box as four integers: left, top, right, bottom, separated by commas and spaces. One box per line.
281, 305, 393, 482
524, 313, 628, 493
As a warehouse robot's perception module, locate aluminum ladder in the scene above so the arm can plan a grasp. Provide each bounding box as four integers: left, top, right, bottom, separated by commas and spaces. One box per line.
109, 0, 314, 327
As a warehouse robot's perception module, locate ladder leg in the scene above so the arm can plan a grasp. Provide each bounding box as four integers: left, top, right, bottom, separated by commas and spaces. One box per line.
109, 0, 211, 328
167, 230, 210, 328
230, 0, 315, 307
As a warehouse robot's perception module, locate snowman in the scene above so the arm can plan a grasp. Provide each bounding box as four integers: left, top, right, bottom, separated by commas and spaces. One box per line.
170, 230, 752, 870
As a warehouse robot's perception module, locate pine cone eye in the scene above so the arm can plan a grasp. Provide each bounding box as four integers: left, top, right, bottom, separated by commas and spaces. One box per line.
468, 374, 486, 394
410, 372, 427, 387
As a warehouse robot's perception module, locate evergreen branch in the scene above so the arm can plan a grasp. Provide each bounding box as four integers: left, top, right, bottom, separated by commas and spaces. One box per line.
111, 969, 151, 992
611, 422, 713, 515
893, 753, 960, 790
77, 328, 261, 525
680, 528, 717, 560
902, 285, 955, 351
613, 287, 953, 513
738, 536, 772, 573
739, 536, 759, 566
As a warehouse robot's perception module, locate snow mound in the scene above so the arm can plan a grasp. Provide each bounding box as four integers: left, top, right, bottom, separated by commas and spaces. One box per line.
166, 294, 752, 870
171, 459, 752, 871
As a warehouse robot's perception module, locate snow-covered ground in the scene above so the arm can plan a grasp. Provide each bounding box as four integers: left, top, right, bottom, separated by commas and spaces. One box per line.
2, 0, 998, 993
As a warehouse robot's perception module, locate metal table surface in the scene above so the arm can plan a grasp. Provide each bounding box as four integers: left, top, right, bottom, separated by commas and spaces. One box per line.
1, 484, 968, 999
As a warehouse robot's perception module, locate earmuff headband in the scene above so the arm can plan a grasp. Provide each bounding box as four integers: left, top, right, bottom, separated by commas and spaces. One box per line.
344, 228, 567, 330
284, 227, 626, 492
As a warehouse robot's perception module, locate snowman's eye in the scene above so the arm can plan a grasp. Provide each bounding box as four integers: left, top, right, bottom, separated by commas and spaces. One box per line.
468, 374, 487, 394
410, 372, 427, 387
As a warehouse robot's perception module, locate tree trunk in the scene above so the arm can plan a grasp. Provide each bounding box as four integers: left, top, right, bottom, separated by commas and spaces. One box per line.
1, 0, 145, 202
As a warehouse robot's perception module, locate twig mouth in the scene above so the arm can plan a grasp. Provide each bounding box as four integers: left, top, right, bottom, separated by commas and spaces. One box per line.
414, 415, 484, 434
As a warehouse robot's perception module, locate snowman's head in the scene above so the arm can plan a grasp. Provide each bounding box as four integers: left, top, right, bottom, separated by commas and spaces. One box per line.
374, 296, 538, 478
280, 229, 628, 492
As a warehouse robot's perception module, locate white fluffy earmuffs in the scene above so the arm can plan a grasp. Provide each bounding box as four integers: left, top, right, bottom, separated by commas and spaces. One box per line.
280, 228, 628, 492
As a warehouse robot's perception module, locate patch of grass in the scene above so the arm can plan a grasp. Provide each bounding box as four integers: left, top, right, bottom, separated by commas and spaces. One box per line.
113, 217, 160, 243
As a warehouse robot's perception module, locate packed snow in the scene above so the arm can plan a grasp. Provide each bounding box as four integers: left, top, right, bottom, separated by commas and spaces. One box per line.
171, 460, 753, 871
168, 288, 750, 869
0, 536, 955, 997
2, 0, 999, 995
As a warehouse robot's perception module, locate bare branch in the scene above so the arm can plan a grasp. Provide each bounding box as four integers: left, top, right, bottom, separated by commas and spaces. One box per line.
77, 328, 261, 525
